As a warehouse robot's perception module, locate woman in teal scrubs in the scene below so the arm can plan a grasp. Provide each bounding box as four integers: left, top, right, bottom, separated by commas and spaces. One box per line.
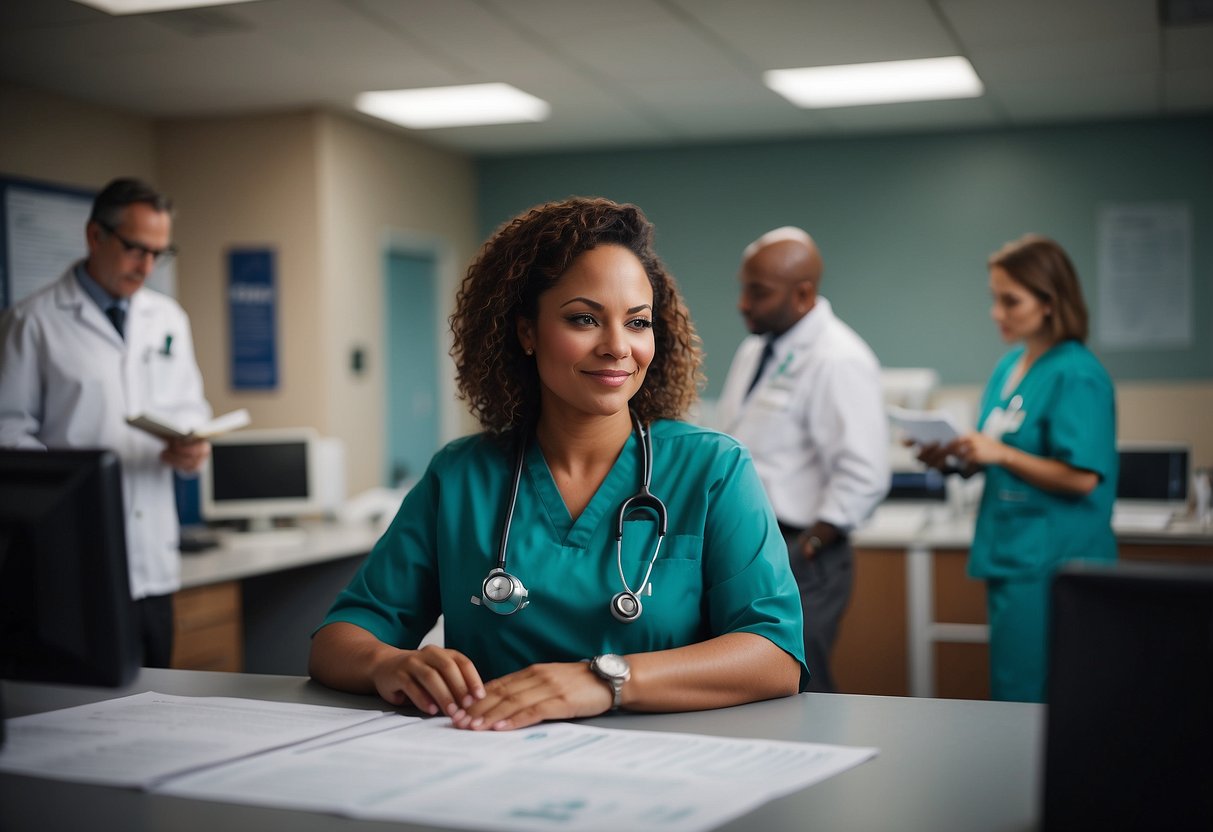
310, 198, 808, 729
917, 235, 1116, 703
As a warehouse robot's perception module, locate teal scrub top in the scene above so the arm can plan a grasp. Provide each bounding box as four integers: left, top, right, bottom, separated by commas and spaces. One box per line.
970, 340, 1118, 579
322, 420, 810, 687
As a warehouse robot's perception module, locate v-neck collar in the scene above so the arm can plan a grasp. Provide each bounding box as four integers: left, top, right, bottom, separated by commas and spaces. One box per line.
525, 430, 641, 550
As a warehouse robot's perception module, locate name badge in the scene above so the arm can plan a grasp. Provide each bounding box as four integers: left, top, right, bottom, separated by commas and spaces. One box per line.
982, 394, 1026, 440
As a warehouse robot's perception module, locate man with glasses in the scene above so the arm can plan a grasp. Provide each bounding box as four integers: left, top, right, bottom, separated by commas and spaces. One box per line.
0, 177, 213, 667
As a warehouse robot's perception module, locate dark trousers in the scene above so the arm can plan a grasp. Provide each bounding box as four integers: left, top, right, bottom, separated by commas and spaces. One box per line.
135, 593, 175, 668
782, 529, 854, 693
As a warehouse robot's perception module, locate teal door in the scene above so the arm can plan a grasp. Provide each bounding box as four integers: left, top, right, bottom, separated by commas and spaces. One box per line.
385, 251, 439, 487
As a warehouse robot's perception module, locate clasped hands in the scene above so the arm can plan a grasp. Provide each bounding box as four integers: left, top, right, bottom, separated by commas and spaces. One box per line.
370, 645, 615, 731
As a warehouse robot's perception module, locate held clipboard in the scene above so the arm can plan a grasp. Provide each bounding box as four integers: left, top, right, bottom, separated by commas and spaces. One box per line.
887, 406, 961, 446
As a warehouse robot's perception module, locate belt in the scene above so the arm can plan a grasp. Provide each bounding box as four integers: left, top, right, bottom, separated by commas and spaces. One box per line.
777, 520, 848, 546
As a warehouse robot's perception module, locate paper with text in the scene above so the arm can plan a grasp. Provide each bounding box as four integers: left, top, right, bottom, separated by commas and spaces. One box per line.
0, 691, 392, 787
161, 717, 877, 832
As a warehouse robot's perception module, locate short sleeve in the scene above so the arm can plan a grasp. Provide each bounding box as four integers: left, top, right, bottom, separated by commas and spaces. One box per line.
1047, 372, 1116, 479
317, 466, 443, 647
701, 442, 811, 690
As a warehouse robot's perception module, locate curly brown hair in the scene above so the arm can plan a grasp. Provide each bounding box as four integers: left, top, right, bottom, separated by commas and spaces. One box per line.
450, 197, 703, 436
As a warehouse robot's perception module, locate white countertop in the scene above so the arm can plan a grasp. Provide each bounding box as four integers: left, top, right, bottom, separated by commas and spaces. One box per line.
179, 522, 384, 588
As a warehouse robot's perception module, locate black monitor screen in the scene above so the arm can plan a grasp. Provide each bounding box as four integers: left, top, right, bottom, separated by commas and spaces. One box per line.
210, 441, 309, 502
0, 449, 139, 688
1116, 448, 1188, 501
887, 469, 947, 502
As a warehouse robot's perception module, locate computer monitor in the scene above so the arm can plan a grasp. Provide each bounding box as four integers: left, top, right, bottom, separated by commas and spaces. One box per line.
200, 428, 342, 530
0, 449, 140, 737
1043, 561, 1213, 831
1116, 441, 1189, 509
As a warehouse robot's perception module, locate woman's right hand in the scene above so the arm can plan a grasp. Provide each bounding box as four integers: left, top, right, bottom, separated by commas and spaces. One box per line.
370, 644, 486, 719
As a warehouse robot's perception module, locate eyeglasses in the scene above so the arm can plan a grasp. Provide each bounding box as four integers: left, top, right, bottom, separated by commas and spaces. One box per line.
97, 221, 177, 265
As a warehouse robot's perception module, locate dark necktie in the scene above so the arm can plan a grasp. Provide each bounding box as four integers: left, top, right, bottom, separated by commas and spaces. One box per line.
105, 304, 126, 340
745, 338, 775, 398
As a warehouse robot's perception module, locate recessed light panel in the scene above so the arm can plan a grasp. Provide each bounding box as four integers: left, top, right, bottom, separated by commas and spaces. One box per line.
71, 0, 261, 13
765, 56, 984, 109
354, 84, 551, 130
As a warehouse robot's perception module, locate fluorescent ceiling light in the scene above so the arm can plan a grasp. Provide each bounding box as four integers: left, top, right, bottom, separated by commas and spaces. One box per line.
764, 56, 983, 109
71, 0, 261, 13
355, 84, 551, 130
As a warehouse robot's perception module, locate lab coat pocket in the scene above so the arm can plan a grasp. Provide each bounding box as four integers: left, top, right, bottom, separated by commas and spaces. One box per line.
145, 351, 183, 408
754, 386, 793, 411
989, 504, 1050, 572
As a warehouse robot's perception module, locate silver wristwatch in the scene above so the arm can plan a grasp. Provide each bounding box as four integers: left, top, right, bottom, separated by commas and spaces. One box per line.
589, 653, 631, 710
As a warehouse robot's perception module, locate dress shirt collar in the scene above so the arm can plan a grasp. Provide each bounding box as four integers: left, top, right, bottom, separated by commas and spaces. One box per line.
74, 261, 129, 314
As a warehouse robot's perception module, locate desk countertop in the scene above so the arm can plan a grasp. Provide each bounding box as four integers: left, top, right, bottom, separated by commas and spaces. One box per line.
179, 522, 383, 588
852, 504, 1213, 550
2, 668, 1043, 832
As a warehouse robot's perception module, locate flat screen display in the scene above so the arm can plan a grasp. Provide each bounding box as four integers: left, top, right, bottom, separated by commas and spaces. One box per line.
210, 442, 309, 502
1116, 447, 1188, 502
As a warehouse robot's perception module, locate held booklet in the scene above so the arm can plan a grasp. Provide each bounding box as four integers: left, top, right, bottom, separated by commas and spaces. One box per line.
126, 408, 251, 441
887, 405, 962, 446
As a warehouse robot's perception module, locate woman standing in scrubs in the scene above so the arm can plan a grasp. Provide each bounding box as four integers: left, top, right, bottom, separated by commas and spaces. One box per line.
310, 197, 808, 729
917, 235, 1117, 703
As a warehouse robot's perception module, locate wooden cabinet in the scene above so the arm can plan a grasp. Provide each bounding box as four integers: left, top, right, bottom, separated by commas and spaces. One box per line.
835, 539, 1212, 700
171, 581, 243, 672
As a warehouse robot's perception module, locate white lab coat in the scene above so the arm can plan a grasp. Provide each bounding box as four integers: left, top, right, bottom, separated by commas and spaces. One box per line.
0, 266, 212, 599
717, 297, 889, 532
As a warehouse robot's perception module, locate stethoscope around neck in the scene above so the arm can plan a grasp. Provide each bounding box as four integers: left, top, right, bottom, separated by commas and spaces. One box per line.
475, 411, 668, 623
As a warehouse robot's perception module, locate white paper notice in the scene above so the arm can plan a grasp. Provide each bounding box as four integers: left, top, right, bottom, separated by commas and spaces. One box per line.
162, 718, 878, 832
4, 185, 90, 306
1096, 202, 1192, 349
0, 691, 393, 787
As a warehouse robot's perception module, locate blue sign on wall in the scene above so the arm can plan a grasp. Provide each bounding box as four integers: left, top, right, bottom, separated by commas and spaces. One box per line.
227, 248, 278, 390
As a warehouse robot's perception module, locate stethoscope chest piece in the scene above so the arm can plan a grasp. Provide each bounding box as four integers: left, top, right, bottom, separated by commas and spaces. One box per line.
481, 568, 529, 614
610, 590, 642, 623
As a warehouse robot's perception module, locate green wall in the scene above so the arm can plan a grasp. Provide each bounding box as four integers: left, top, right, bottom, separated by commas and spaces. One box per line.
477, 116, 1212, 396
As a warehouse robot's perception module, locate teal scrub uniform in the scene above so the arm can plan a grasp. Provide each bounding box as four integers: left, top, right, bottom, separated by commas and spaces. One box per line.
322, 420, 810, 688
970, 340, 1117, 702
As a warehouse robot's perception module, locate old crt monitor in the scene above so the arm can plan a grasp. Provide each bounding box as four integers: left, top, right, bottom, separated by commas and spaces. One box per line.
0, 450, 140, 703
200, 428, 343, 531
1043, 561, 1213, 831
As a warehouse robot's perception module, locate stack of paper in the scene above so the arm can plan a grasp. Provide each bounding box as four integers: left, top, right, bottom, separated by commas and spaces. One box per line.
1, 692, 878, 832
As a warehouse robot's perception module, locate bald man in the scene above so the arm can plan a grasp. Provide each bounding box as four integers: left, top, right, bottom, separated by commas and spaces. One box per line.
716, 227, 889, 693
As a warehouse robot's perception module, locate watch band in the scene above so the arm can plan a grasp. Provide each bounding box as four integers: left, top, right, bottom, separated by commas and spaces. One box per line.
589, 654, 630, 710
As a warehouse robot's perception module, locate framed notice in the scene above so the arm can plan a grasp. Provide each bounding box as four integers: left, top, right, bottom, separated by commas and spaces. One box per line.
1096, 202, 1192, 349
227, 248, 278, 390
1, 177, 93, 310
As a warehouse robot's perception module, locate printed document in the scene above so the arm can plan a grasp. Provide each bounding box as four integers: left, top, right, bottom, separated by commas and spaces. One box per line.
1, 693, 877, 832
0, 691, 392, 787
888, 406, 962, 446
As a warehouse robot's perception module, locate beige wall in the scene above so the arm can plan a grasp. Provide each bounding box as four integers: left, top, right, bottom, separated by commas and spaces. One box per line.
155, 111, 327, 435
315, 113, 477, 491
0, 81, 156, 187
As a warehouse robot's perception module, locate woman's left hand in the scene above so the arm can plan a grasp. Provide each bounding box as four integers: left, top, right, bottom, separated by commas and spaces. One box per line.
451, 661, 612, 731
951, 431, 1007, 467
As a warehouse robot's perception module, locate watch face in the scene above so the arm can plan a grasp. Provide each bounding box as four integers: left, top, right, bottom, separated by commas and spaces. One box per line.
595, 653, 629, 678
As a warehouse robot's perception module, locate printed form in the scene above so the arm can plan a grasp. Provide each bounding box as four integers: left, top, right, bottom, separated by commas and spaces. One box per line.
2, 693, 877, 832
